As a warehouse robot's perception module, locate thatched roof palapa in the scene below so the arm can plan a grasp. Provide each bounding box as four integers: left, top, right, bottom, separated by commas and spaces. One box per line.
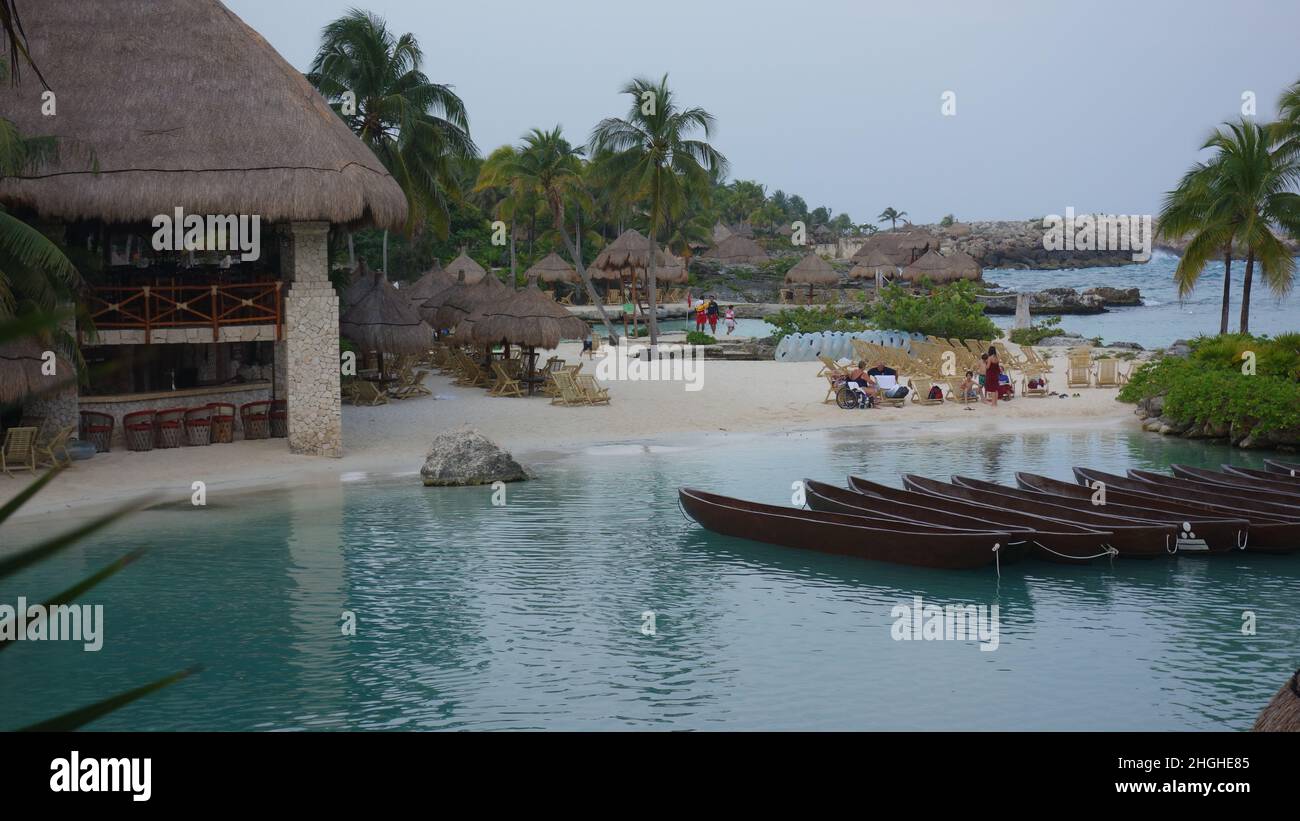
444, 250, 487, 284
524, 252, 579, 284
0, 338, 76, 405
457, 279, 589, 349
900, 249, 981, 284
848, 249, 901, 280
431, 271, 510, 332
0, 0, 406, 229
402, 261, 456, 306
590, 229, 676, 281
339, 272, 432, 355
784, 253, 839, 286
702, 234, 770, 265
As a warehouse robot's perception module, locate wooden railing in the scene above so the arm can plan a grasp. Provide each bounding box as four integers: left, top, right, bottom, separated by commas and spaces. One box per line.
84, 281, 283, 343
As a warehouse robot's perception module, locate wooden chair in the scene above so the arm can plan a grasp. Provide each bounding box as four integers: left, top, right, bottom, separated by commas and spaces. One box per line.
208, 403, 236, 443
79, 410, 114, 453
352, 381, 390, 406
576, 374, 611, 405
239, 401, 271, 439
1021, 372, 1050, 397
550, 370, 587, 406
1, 426, 39, 476
36, 424, 76, 468
184, 406, 214, 446
1094, 358, 1128, 388
454, 353, 488, 387
123, 410, 156, 451
817, 355, 848, 378
947, 380, 979, 404
488, 362, 526, 397
1066, 360, 1092, 388
910, 378, 945, 405
389, 366, 432, 399
154, 407, 187, 448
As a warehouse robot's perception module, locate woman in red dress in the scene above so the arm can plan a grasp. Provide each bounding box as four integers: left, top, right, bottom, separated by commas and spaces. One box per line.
984, 347, 1001, 407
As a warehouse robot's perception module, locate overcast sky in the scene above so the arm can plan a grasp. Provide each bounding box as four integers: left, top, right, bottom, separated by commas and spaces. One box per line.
226, 0, 1300, 226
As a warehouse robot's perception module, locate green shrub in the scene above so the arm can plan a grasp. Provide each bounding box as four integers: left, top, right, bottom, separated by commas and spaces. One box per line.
768, 306, 872, 342
868, 280, 999, 340
685, 331, 716, 345
1007, 315, 1062, 346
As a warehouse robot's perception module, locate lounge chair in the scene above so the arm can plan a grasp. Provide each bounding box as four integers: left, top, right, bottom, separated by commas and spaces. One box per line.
550, 371, 587, 406
352, 380, 390, 406
1, 426, 39, 476
1094, 358, 1128, 388
488, 362, 526, 397
947, 381, 979, 404
1066, 360, 1091, 388
817, 355, 848, 378
576, 374, 611, 405
910, 378, 945, 405
35, 424, 76, 469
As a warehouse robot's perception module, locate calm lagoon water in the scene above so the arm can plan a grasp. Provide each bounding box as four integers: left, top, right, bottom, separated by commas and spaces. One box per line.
2, 427, 1297, 731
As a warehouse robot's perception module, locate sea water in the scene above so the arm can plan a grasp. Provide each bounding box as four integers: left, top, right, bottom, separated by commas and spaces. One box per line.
1, 427, 1296, 731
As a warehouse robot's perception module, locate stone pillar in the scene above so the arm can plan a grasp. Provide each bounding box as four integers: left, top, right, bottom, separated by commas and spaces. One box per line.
25, 304, 80, 437
283, 222, 341, 457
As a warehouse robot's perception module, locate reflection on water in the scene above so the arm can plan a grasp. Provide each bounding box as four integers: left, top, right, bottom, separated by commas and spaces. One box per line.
1, 427, 1296, 731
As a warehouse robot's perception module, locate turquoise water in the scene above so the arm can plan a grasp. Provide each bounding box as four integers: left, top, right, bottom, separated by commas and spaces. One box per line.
2, 427, 1297, 731
986, 253, 1300, 349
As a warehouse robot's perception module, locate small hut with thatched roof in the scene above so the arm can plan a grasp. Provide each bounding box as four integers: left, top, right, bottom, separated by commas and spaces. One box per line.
702, 234, 770, 266
0, 0, 408, 457
525, 252, 580, 287
340, 272, 433, 360
431, 272, 512, 334
457, 279, 590, 393
444, 250, 488, 285
785, 253, 840, 302
900, 249, 981, 284
590, 229, 680, 336
402, 260, 455, 308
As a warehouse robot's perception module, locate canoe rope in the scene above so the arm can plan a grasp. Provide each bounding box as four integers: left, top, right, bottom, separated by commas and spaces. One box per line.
992, 542, 1001, 578
677, 498, 696, 524
1031, 541, 1119, 561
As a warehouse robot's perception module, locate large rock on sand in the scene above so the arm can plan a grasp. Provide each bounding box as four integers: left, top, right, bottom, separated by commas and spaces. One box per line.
420, 428, 530, 486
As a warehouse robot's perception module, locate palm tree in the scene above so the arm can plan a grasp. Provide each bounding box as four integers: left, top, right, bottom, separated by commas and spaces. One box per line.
1159, 120, 1300, 333
307, 9, 476, 270
590, 75, 727, 344
1271, 78, 1300, 163
1, 0, 46, 89
877, 207, 907, 231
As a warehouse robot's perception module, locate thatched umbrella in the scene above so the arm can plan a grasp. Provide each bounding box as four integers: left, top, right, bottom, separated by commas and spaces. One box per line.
591, 228, 674, 279
901, 249, 981, 284
702, 234, 769, 265
0, 0, 406, 230
655, 246, 688, 284
784, 252, 839, 301
340, 270, 432, 357
525, 252, 580, 286
444, 250, 487, 285
458, 278, 591, 394
403, 260, 454, 307
431, 270, 511, 334
942, 249, 983, 280
0, 338, 76, 406
1253, 668, 1300, 731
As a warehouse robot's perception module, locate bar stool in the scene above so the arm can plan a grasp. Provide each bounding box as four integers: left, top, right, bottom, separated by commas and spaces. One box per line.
154, 407, 186, 449
184, 406, 213, 446
123, 410, 156, 452
240, 400, 271, 440
269, 399, 288, 438
79, 410, 115, 453
208, 402, 235, 444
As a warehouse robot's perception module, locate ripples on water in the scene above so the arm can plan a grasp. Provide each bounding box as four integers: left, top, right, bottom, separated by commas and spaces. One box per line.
1, 428, 1297, 731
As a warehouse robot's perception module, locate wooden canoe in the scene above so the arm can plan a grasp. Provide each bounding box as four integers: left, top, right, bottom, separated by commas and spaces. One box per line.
946, 476, 1183, 557
846, 476, 1115, 564
1126, 469, 1300, 513
1171, 464, 1300, 497
1265, 459, 1300, 477
1222, 464, 1300, 485
678, 487, 1011, 569
966, 473, 1248, 553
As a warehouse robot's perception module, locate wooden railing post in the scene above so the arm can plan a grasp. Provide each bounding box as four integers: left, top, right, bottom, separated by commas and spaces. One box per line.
212, 284, 220, 342
143, 285, 151, 344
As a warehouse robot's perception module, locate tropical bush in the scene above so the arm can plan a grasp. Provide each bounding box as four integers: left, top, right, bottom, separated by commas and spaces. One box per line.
1119, 334, 1300, 437
1007, 315, 1062, 346
868, 281, 999, 340
685, 331, 716, 345
767, 306, 872, 343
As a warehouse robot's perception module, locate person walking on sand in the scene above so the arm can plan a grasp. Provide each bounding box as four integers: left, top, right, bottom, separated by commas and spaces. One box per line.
706, 298, 720, 333
724, 305, 737, 335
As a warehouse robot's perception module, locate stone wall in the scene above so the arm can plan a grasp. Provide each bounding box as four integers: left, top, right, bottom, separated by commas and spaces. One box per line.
281, 222, 341, 457
24, 307, 79, 438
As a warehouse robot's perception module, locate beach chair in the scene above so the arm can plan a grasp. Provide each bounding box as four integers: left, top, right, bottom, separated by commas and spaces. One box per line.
576, 374, 612, 405
909, 378, 945, 405
454, 353, 489, 387
1, 426, 39, 476
389, 366, 432, 399
1066, 360, 1092, 388
550, 371, 587, 406
35, 424, 76, 469
947, 380, 979, 405
817, 355, 848, 378
352, 381, 390, 406
488, 362, 526, 397
1094, 358, 1128, 388
1021, 371, 1051, 397
584, 334, 602, 359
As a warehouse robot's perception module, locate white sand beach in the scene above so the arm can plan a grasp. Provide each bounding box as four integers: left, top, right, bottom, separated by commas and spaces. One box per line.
1, 345, 1142, 520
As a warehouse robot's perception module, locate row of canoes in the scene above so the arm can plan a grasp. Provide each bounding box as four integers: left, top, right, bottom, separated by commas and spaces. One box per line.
678, 463, 1300, 570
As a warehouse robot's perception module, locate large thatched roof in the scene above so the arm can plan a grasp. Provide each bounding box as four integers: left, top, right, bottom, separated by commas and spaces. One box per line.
431, 272, 510, 332
941, 249, 983, 280
0, 0, 406, 230
403, 262, 455, 306
590, 229, 676, 281
784, 253, 839, 285
444, 251, 487, 284
901, 249, 981, 284
340, 272, 432, 355
0, 338, 76, 405
851, 230, 938, 264
702, 234, 769, 265
525, 252, 579, 283
456, 280, 589, 349
848, 249, 901, 279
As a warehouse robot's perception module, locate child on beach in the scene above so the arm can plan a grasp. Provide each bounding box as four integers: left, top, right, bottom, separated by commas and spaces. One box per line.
960, 370, 979, 400
724, 306, 736, 335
